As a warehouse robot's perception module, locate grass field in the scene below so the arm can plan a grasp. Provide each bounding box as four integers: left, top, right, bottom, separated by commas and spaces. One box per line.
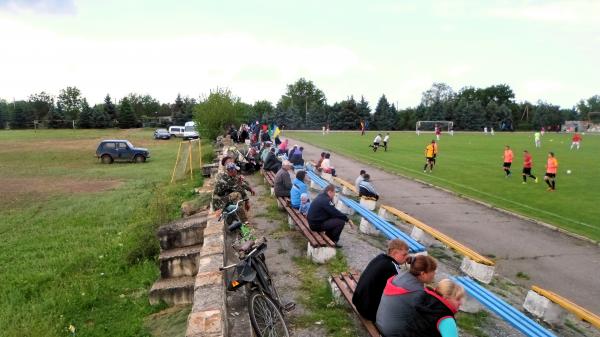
286, 130, 600, 242
0, 129, 211, 337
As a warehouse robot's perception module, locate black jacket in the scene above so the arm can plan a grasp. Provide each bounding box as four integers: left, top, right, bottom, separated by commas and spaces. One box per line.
352, 254, 399, 321
263, 152, 281, 173
307, 192, 348, 226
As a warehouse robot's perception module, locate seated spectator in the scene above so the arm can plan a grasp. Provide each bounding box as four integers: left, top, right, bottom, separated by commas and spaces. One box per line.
355, 169, 366, 193
307, 184, 349, 248
321, 152, 337, 176
274, 160, 293, 197
352, 239, 412, 321
290, 170, 308, 209
263, 147, 281, 173
277, 139, 289, 156
358, 174, 379, 200
212, 162, 256, 222
315, 152, 326, 172
259, 142, 272, 164
412, 279, 464, 337
260, 130, 271, 143
289, 146, 304, 166
299, 193, 311, 216
376, 255, 438, 337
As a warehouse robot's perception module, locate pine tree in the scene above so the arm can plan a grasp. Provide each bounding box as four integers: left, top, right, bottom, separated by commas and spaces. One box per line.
172, 94, 186, 125
0, 101, 8, 130
104, 94, 117, 121
11, 101, 34, 129
373, 95, 395, 130
118, 97, 137, 128
92, 105, 111, 128
357, 96, 372, 130
78, 99, 93, 128
48, 103, 66, 128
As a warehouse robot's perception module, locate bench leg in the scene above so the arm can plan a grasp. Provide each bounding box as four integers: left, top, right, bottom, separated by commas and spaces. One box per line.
377, 208, 395, 221
460, 257, 495, 284
310, 180, 321, 191
359, 218, 380, 236
410, 227, 438, 247
307, 243, 336, 264
341, 186, 354, 196
359, 198, 377, 211
270, 187, 275, 197
287, 215, 296, 230
329, 277, 347, 306
335, 199, 355, 215
523, 290, 566, 325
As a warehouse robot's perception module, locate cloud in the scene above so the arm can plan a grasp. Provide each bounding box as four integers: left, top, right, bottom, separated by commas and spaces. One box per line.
0, 0, 75, 14
517, 79, 563, 103
487, 1, 599, 24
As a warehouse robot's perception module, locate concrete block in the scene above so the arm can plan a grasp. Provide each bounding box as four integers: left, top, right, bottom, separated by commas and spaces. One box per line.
410, 227, 438, 247
341, 186, 355, 196
360, 197, 377, 211
270, 187, 275, 197
186, 310, 224, 337
459, 293, 484, 313
335, 199, 355, 215
329, 277, 346, 306
460, 257, 495, 284
321, 172, 333, 182
307, 242, 336, 263
288, 215, 296, 229
359, 218, 380, 236
523, 290, 566, 325
377, 207, 394, 221
310, 180, 322, 191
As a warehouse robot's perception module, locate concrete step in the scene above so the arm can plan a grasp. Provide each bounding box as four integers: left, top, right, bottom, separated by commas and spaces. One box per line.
157, 212, 208, 250
149, 276, 195, 305
159, 244, 202, 278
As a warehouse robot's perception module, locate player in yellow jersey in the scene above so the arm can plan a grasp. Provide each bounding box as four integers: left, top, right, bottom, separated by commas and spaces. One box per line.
423, 140, 437, 173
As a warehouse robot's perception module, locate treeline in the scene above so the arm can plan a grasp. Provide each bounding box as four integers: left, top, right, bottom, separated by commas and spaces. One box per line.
1, 80, 599, 132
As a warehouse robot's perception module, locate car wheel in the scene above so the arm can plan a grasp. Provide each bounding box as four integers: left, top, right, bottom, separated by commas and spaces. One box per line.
101, 154, 113, 164
134, 155, 146, 163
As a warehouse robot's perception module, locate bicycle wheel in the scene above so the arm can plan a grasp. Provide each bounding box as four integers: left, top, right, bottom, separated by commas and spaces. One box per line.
254, 257, 281, 303
248, 291, 290, 337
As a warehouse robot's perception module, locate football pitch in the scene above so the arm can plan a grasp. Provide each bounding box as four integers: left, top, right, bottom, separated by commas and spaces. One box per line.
286, 130, 600, 242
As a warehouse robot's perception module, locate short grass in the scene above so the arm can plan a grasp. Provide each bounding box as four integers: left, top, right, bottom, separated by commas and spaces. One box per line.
0, 129, 212, 337
287, 131, 600, 241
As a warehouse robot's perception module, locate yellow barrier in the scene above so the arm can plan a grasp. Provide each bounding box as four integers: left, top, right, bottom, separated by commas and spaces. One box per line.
532, 286, 600, 328
381, 205, 495, 266
333, 176, 358, 194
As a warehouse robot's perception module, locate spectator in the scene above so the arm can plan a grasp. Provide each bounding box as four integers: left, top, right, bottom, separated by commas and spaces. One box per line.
278, 139, 289, 155
263, 147, 281, 173
352, 239, 412, 321
321, 152, 337, 176
212, 162, 256, 222
259, 142, 272, 163
274, 135, 281, 146
359, 174, 379, 200
290, 170, 308, 209
355, 169, 366, 193
376, 255, 438, 336
315, 152, 326, 172
260, 129, 271, 143
307, 184, 348, 247
274, 160, 293, 197
410, 279, 464, 337
299, 193, 311, 216
289, 146, 304, 166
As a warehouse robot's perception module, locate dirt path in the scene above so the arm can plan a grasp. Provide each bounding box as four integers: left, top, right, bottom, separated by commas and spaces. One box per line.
285, 137, 600, 314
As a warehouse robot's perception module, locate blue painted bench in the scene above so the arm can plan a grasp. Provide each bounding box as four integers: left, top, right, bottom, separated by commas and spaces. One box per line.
452, 276, 558, 337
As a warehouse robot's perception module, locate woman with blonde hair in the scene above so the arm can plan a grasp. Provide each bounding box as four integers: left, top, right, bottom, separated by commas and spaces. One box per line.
412, 279, 464, 337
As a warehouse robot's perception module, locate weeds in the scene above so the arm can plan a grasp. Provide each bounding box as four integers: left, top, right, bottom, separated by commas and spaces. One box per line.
456, 311, 490, 337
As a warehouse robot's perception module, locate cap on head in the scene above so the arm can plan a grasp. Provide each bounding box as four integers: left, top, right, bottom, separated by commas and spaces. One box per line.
226, 163, 238, 171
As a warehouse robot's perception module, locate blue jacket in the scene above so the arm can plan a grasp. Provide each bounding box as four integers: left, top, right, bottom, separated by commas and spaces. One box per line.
290, 178, 307, 208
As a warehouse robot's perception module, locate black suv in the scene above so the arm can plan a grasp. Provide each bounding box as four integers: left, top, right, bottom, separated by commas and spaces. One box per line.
96, 140, 150, 164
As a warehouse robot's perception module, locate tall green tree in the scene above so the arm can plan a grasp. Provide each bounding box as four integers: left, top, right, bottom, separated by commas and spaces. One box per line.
373, 95, 396, 130
11, 101, 34, 129
28, 92, 54, 121
118, 97, 138, 128
194, 88, 246, 140
329, 96, 360, 130
171, 94, 186, 125
455, 99, 485, 130
92, 104, 111, 128
532, 101, 563, 129
57, 86, 82, 121
357, 96, 372, 130
275, 78, 327, 129
78, 99, 93, 128
104, 94, 117, 121
251, 100, 274, 123
48, 103, 67, 128
577, 95, 600, 121
0, 100, 8, 129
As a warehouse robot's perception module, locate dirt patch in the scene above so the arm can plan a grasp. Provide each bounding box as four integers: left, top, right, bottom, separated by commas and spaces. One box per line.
0, 177, 122, 209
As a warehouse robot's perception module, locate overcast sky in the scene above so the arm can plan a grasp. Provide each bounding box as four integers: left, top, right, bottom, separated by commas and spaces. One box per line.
1, 0, 599, 109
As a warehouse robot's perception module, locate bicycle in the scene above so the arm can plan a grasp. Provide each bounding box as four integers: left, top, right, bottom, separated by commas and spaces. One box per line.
218, 198, 254, 242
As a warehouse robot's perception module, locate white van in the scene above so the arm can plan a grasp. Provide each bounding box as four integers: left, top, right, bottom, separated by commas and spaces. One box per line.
169, 126, 185, 137
183, 121, 199, 140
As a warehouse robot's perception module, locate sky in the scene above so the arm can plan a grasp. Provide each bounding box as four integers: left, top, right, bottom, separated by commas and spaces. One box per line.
0, 0, 599, 109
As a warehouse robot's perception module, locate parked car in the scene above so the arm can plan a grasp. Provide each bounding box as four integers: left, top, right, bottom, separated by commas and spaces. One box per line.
154, 128, 171, 140
183, 121, 200, 140
169, 126, 185, 138
96, 140, 150, 164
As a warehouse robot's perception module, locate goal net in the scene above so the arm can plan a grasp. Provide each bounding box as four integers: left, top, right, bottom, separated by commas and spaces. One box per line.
416, 121, 453, 134
171, 139, 203, 183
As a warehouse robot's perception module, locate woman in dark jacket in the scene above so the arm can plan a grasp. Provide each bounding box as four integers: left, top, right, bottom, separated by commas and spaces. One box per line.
410, 279, 463, 337
263, 148, 281, 173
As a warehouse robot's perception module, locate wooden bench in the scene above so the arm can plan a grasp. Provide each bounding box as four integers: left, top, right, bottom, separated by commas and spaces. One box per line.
276, 196, 336, 263
379, 205, 495, 283
524, 285, 600, 328
330, 272, 381, 337
261, 170, 276, 196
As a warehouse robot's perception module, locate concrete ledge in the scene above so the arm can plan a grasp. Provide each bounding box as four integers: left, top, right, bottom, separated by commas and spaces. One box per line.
410, 227, 438, 247
341, 186, 354, 196
359, 197, 377, 211
523, 290, 566, 325
307, 242, 336, 263
186, 310, 224, 337
359, 218, 380, 236
377, 207, 395, 221
460, 257, 495, 284
336, 199, 355, 215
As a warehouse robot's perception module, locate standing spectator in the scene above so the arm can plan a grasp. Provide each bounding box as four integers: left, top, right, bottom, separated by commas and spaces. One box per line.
352, 239, 412, 321
359, 174, 379, 200
290, 170, 308, 209
570, 133, 582, 150
307, 184, 349, 247
274, 160, 293, 197
321, 152, 337, 176
544, 152, 558, 191
355, 169, 366, 193
522, 150, 538, 184
370, 133, 382, 152
383, 132, 390, 151
503, 145, 514, 177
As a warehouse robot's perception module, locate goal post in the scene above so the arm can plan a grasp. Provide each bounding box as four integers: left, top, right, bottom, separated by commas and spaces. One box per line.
170, 139, 202, 183
416, 121, 453, 135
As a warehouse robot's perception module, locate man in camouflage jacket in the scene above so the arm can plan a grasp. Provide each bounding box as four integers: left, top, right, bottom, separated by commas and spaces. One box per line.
212, 162, 255, 222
